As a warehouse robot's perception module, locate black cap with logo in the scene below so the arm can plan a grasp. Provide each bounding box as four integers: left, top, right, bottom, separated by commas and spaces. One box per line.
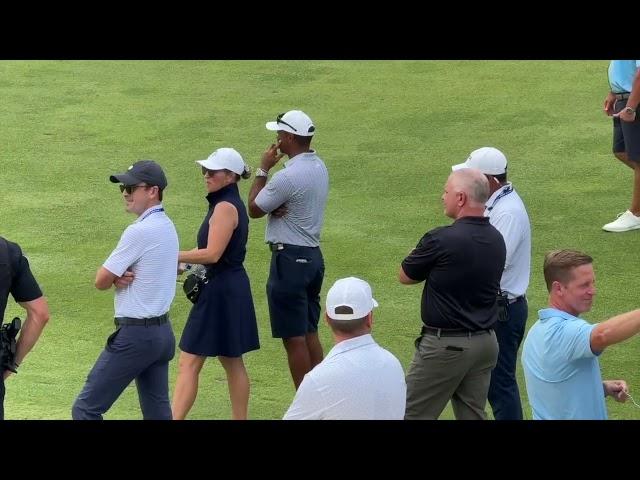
109, 160, 168, 190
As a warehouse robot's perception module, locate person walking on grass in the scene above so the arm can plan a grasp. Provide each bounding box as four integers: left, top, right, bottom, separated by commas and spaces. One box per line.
172, 148, 259, 420
72, 160, 178, 420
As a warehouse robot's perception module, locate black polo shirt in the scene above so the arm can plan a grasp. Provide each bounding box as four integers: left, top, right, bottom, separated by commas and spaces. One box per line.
0, 237, 43, 322
401, 217, 506, 331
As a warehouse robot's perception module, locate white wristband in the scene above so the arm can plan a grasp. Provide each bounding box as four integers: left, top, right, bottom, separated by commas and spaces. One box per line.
255, 168, 269, 178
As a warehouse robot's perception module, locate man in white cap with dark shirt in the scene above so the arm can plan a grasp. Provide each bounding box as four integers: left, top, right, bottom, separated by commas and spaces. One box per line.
452, 147, 531, 420
248, 110, 329, 391
283, 277, 406, 420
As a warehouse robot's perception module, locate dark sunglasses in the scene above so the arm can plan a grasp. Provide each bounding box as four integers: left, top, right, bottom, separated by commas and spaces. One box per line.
201, 166, 220, 176
119, 184, 151, 194
276, 112, 297, 132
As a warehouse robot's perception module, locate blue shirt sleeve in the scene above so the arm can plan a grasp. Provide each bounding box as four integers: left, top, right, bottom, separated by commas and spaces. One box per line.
103, 224, 146, 277
557, 319, 598, 362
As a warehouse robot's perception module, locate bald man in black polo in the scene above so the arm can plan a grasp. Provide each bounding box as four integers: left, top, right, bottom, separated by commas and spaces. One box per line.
399, 168, 506, 420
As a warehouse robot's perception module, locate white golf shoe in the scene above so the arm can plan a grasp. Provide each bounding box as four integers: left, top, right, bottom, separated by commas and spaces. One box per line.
602, 210, 640, 232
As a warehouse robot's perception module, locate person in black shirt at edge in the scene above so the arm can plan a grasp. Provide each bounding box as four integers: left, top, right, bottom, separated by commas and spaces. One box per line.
0, 236, 50, 420
399, 168, 506, 420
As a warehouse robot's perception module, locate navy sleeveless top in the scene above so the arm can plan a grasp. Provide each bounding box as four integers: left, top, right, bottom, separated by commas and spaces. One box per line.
198, 183, 248, 274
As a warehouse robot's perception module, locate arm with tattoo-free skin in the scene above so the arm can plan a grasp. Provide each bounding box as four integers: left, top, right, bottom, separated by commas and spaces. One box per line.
614, 65, 640, 122
248, 140, 284, 218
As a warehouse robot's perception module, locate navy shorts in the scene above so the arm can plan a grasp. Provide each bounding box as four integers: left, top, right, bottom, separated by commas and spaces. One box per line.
266, 245, 324, 339
613, 99, 640, 162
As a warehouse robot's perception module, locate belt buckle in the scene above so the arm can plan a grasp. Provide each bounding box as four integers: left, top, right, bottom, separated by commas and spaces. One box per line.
271, 243, 284, 251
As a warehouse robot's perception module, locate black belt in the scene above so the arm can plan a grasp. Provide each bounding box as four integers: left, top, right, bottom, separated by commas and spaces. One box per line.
615, 92, 631, 100
421, 325, 492, 338
508, 295, 526, 305
268, 242, 318, 252
114, 313, 169, 327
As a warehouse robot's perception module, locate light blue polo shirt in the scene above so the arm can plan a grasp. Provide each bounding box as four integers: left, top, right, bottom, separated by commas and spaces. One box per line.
608, 60, 640, 93
522, 308, 606, 420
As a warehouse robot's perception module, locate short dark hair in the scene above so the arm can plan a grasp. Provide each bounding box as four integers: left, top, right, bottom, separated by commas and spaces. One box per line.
293, 134, 312, 148
494, 172, 507, 183
327, 305, 367, 334
543, 249, 593, 292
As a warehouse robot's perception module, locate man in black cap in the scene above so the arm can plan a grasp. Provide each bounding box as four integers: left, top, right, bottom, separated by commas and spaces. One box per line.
72, 160, 179, 420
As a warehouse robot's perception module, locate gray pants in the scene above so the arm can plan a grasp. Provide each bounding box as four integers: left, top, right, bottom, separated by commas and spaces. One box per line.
405, 329, 499, 420
72, 322, 175, 420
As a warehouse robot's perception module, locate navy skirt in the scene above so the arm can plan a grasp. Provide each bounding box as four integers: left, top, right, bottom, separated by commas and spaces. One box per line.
179, 266, 259, 358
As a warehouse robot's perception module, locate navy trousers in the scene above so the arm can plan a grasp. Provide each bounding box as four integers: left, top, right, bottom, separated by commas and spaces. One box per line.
0, 378, 4, 420
488, 297, 528, 420
72, 322, 175, 420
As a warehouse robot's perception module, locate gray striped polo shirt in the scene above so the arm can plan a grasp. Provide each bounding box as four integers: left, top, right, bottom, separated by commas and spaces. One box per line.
103, 204, 179, 318
255, 150, 329, 247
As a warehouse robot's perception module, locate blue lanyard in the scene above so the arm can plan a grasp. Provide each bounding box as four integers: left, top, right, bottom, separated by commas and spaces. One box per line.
486, 185, 513, 212
139, 207, 164, 222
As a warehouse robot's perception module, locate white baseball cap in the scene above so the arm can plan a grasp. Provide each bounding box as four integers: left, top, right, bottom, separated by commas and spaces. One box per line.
265, 110, 316, 137
451, 147, 508, 175
196, 147, 245, 175
325, 277, 379, 321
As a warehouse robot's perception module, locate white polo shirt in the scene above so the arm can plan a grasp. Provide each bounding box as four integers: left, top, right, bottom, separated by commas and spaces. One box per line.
103, 205, 179, 318
485, 183, 531, 299
283, 334, 406, 420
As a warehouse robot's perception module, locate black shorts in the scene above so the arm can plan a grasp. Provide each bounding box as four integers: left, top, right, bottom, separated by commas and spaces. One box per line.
613, 99, 640, 162
266, 245, 324, 339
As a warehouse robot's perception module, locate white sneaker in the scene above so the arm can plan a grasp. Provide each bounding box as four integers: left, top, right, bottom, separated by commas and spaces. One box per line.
602, 210, 640, 232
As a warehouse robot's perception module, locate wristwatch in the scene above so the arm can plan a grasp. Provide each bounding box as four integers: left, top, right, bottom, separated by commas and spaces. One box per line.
624, 106, 637, 115
255, 168, 269, 178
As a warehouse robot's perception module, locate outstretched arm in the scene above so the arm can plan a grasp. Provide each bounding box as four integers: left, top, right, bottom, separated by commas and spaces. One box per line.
590, 308, 640, 353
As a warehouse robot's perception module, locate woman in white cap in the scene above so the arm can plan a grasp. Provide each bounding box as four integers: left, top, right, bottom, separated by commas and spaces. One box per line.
172, 148, 259, 420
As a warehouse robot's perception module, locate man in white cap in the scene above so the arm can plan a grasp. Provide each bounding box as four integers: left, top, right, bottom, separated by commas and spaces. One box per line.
283, 277, 406, 420
452, 147, 531, 420
248, 110, 329, 390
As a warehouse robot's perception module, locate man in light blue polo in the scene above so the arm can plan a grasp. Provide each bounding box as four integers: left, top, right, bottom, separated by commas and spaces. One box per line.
72, 160, 179, 420
248, 110, 329, 390
521, 249, 640, 420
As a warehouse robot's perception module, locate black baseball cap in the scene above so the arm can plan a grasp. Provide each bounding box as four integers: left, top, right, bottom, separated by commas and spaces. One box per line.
109, 160, 168, 189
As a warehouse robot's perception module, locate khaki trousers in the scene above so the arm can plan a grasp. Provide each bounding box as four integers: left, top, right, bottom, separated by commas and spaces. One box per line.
405, 329, 499, 420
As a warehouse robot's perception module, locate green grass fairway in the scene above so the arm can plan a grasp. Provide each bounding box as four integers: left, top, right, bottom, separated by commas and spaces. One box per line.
2, 60, 638, 419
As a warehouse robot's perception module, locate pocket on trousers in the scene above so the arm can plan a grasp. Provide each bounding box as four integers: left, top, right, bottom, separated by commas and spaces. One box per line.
417, 336, 465, 361
105, 328, 122, 352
